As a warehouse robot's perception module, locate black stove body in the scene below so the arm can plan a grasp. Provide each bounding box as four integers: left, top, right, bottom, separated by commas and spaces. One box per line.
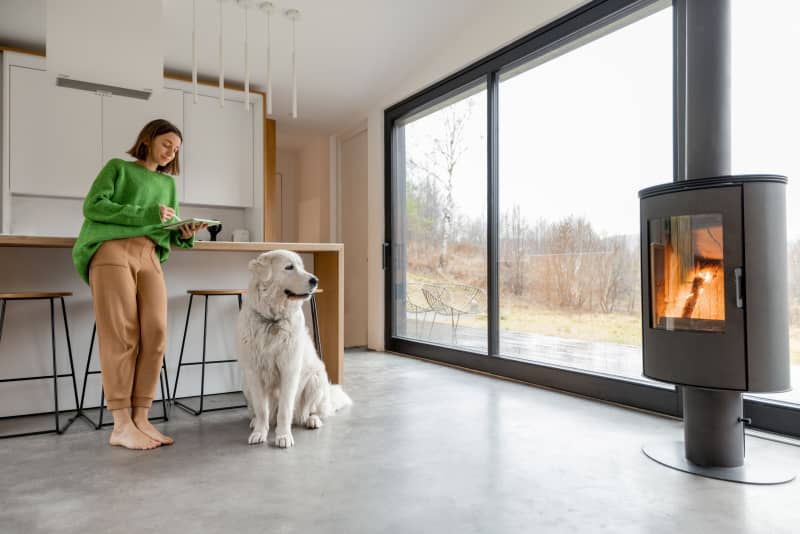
639, 175, 790, 394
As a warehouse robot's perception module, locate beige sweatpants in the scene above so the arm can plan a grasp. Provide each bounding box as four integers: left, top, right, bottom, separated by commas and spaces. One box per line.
89, 237, 167, 410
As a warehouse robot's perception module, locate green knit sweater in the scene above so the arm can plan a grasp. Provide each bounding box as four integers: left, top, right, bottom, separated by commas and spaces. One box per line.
72, 158, 194, 284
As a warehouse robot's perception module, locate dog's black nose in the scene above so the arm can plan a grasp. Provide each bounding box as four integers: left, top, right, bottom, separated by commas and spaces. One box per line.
309, 276, 318, 287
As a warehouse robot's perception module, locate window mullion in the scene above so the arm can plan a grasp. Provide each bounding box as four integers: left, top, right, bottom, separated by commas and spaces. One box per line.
488, 71, 500, 357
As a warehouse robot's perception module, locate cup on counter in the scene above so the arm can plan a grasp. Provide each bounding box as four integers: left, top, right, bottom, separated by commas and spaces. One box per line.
233, 229, 250, 242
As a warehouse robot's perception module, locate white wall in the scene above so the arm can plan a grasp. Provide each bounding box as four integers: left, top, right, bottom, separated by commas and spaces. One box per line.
276, 149, 299, 242
296, 136, 332, 243
340, 128, 369, 347
364, 0, 588, 350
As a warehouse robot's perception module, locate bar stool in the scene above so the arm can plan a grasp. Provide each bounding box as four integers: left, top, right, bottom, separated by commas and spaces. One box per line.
77, 323, 171, 429
0, 291, 80, 438
172, 288, 324, 415
172, 289, 247, 415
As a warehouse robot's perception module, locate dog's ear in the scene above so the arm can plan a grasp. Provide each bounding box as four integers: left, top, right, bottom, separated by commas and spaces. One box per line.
248, 255, 273, 282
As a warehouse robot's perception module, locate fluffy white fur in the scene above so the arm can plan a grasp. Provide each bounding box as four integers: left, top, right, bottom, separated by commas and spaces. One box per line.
237, 250, 352, 448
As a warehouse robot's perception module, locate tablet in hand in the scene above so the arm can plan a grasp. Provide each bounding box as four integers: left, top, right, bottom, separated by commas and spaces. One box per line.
162, 217, 221, 230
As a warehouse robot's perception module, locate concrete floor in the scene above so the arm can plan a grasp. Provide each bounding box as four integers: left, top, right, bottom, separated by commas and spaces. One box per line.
1, 350, 799, 534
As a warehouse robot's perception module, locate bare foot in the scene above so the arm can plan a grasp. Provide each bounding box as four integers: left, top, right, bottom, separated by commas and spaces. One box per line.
133, 418, 174, 445
110, 423, 161, 450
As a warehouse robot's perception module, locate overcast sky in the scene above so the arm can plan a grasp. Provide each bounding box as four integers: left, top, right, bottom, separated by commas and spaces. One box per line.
405, 1, 800, 241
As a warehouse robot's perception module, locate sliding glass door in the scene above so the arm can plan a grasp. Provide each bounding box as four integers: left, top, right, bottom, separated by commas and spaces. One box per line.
391, 83, 488, 354
497, 7, 672, 380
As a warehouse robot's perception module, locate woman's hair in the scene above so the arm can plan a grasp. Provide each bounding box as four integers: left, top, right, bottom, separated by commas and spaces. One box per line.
127, 119, 183, 175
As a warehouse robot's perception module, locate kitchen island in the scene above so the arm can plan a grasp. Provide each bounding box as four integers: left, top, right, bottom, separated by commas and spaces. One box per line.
0, 236, 343, 417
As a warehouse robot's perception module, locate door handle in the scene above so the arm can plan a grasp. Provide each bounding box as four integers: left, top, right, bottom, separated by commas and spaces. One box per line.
734, 267, 744, 309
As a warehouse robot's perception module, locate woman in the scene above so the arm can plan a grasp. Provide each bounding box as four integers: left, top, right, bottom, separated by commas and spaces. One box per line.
72, 119, 207, 450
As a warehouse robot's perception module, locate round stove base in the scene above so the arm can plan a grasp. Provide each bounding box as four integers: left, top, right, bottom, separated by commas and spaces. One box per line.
642, 441, 795, 485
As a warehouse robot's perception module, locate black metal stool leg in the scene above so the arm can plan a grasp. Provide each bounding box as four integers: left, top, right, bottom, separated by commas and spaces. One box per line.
79, 325, 95, 416
310, 294, 323, 361
199, 295, 209, 414
173, 294, 201, 415
159, 359, 169, 421
60, 298, 80, 431
78, 325, 100, 429
49, 299, 61, 434
98, 389, 105, 428
160, 375, 167, 418
161, 358, 171, 403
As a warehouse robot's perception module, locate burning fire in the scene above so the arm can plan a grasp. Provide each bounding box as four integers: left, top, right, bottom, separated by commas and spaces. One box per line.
664, 265, 725, 321
649, 216, 726, 330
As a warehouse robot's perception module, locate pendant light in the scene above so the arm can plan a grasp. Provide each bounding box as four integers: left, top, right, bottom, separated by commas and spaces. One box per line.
243, 2, 250, 110
285, 8, 300, 119
192, 0, 198, 103
238, 0, 267, 111
218, 0, 225, 107
205, 1, 301, 117
260, 1, 273, 115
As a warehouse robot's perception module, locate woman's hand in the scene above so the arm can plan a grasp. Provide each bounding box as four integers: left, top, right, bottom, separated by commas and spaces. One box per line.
160, 205, 176, 223
179, 222, 208, 239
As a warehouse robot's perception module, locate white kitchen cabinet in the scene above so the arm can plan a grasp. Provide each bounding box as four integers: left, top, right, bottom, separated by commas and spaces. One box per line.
2, 51, 262, 237
101, 88, 184, 199
9, 65, 102, 198
101, 88, 183, 164
182, 93, 254, 207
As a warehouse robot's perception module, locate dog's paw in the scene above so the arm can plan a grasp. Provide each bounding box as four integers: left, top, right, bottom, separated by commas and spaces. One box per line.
249, 417, 255, 429
274, 432, 294, 448
248, 429, 268, 445
306, 415, 323, 429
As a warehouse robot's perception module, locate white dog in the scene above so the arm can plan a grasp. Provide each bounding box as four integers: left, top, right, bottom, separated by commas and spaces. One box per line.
237, 250, 352, 448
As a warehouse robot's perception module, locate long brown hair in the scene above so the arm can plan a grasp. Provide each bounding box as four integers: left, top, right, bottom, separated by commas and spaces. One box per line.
127, 119, 183, 175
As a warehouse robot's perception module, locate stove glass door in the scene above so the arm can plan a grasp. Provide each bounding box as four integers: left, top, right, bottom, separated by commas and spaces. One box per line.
649, 214, 725, 332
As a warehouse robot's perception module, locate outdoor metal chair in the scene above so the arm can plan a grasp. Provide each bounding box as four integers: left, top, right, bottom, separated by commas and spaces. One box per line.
421, 283, 487, 343
406, 282, 432, 337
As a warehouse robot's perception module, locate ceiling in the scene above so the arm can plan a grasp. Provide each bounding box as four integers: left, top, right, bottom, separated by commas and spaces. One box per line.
0, 0, 489, 141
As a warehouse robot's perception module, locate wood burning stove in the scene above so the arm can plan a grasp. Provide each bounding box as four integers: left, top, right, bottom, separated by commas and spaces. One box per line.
639, 175, 790, 393
639, 175, 793, 484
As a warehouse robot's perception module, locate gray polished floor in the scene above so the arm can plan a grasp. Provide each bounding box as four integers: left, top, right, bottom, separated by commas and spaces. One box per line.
1, 350, 799, 534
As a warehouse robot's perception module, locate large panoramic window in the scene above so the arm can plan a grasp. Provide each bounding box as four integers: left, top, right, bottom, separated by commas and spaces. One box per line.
732, 0, 800, 407
386, 1, 677, 417
386, 0, 800, 433
497, 7, 672, 379
392, 84, 488, 353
